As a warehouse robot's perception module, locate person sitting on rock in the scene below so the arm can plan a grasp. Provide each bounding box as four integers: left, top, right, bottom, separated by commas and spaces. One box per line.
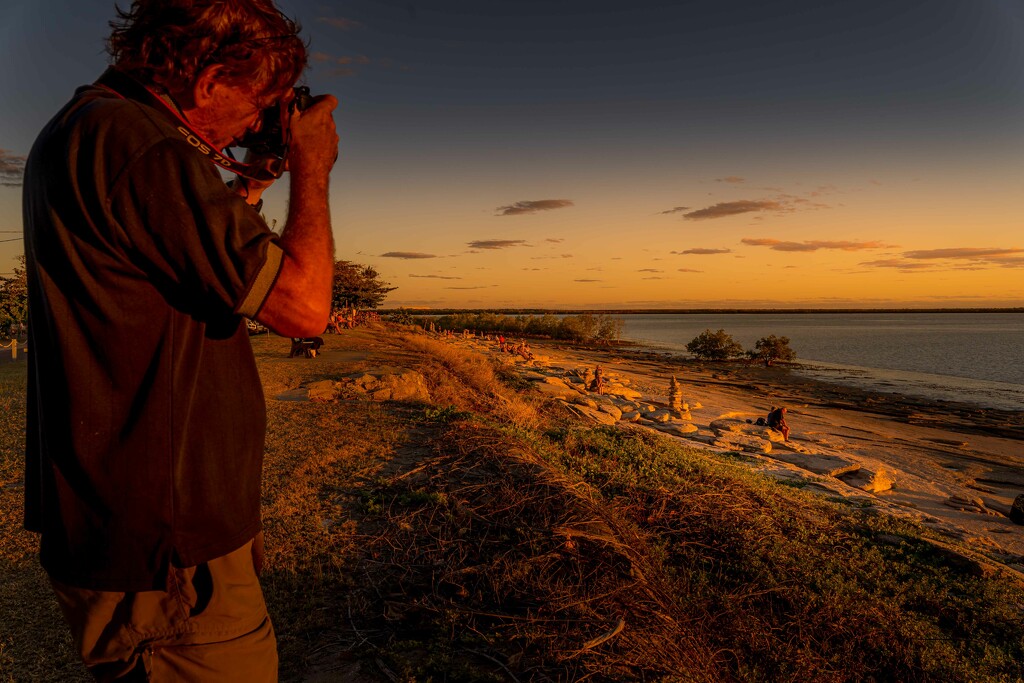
589, 365, 605, 394
766, 406, 790, 441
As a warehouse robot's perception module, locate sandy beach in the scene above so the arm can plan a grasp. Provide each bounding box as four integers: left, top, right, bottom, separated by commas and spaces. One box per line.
421, 331, 1024, 571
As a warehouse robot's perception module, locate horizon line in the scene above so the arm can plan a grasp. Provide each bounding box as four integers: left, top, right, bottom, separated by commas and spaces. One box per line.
380, 306, 1024, 314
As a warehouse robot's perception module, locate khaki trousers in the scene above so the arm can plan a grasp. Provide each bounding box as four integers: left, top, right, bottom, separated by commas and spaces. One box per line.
50, 539, 277, 682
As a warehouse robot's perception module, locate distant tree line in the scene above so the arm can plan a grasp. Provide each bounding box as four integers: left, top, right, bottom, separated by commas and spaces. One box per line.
686, 328, 796, 366
0, 257, 398, 337
425, 312, 624, 344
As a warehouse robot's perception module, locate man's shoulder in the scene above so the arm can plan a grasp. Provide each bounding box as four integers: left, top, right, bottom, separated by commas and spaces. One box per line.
69, 84, 178, 148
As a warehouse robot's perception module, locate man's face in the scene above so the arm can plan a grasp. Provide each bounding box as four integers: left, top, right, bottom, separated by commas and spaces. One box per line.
189, 79, 282, 151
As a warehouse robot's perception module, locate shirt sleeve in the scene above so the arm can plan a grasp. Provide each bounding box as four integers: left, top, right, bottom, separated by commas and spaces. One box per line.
107, 137, 283, 318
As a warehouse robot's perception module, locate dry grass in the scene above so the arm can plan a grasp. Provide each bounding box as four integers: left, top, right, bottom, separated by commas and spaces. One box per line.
397, 333, 539, 428
3, 329, 1023, 682
0, 361, 87, 682
340, 418, 721, 681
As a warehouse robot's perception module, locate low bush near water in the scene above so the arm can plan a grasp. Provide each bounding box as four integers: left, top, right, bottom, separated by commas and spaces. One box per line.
425, 312, 624, 344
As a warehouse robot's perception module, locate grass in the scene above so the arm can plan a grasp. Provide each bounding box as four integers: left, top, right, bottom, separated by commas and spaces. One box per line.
1, 328, 1022, 681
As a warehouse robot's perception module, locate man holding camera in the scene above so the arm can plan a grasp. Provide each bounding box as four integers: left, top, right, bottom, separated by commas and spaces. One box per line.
22, 0, 337, 678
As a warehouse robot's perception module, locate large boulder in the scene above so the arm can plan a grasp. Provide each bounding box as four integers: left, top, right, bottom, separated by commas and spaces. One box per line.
307, 380, 342, 402
655, 422, 699, 437
345, 367, 431, 403
573, 396, 599, 409
533, 377, 582, 399
604, 384, 643, 400
838, 467, 895, 494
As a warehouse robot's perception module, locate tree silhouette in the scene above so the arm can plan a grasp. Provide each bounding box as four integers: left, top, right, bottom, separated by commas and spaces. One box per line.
331, 260, 396, 309
685, 328, 743, 361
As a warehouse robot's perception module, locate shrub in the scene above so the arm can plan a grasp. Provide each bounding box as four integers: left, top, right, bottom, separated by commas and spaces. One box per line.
686, 328, 743, 360
388, 308, 414, 325
429, 312, 623, 344
749, 335, 797, 366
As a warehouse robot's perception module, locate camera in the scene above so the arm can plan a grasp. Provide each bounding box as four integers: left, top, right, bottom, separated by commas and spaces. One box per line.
237, 85, 314, 158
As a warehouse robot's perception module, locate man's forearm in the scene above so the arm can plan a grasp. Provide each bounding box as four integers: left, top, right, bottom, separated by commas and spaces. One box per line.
251, 94, 339, 337
281, 163, 334, 299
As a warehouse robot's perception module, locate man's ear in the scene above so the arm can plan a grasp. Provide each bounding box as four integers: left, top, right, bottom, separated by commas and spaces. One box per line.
192, 65, 227, 107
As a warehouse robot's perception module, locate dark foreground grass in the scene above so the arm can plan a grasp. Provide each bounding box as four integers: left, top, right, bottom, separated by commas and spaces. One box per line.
1, 330, 1023, 682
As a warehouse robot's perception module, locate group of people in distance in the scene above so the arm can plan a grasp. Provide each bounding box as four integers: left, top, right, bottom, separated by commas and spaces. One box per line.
493, 334, 534, 360
327, 307, 357, 333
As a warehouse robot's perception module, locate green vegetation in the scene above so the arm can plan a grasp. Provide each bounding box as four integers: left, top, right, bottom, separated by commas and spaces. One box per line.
749, 334, 797, 366
686, 327, 744, 360
428, 311, 624, 344
0, 256, 27, 331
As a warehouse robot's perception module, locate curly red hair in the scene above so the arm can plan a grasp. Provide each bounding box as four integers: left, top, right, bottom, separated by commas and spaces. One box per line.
106, 0, 307, 100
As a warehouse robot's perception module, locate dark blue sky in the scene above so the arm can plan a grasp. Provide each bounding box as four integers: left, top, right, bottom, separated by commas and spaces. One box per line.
2, 0, 1023, 306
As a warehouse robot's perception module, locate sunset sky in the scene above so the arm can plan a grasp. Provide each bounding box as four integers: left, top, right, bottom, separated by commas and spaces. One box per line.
2, 0, 1023, 308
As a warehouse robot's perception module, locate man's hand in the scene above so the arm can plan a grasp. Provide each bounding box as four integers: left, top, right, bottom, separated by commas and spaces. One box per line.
253, 93, 338, 338
288, 95, 339, 178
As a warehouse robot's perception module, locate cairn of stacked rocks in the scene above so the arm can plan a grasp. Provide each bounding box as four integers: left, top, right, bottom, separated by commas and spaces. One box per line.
669, 376, 692, 420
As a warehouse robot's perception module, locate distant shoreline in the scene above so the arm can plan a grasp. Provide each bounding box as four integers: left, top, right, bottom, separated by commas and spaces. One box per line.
384, 307, 1024, 315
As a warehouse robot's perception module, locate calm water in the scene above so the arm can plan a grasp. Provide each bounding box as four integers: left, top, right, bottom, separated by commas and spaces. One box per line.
618, 313, 1024, 411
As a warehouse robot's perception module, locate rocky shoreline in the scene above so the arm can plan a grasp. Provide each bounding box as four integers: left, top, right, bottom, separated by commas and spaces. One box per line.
449, 334, 1024, 571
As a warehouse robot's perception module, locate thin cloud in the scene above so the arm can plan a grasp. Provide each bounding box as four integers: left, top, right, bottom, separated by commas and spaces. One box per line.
446, 286, 490, 290
311, 52, 373, 78
409, 274, 461, 280
317, 17, 364, 30
380, 251, 438, 259
546, 238, 565, 243
575, 279, 602, 283
678, 268, 703, 273
743, 238, 894, 252
642, 276, 667, 280
659, 206, 690, 215
676, 188, 835, 220
638, 268, 663, 273
467, 239, 529, 250
904, 247, 1024, 260
683, 200, 785, 220
0, 149, 26, 187
496, 199, 574, 216
672, 248, 732, 255
337, 55, 372, 65
716, 176, 745, 184
860, 259, 937, 271
866, 247, 1024, 270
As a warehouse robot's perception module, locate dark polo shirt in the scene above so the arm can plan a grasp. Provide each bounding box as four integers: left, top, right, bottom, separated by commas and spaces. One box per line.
22, 80, 284, 591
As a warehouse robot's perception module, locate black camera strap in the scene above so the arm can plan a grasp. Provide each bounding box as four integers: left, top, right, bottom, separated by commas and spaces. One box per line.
94, 68, 286, 182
